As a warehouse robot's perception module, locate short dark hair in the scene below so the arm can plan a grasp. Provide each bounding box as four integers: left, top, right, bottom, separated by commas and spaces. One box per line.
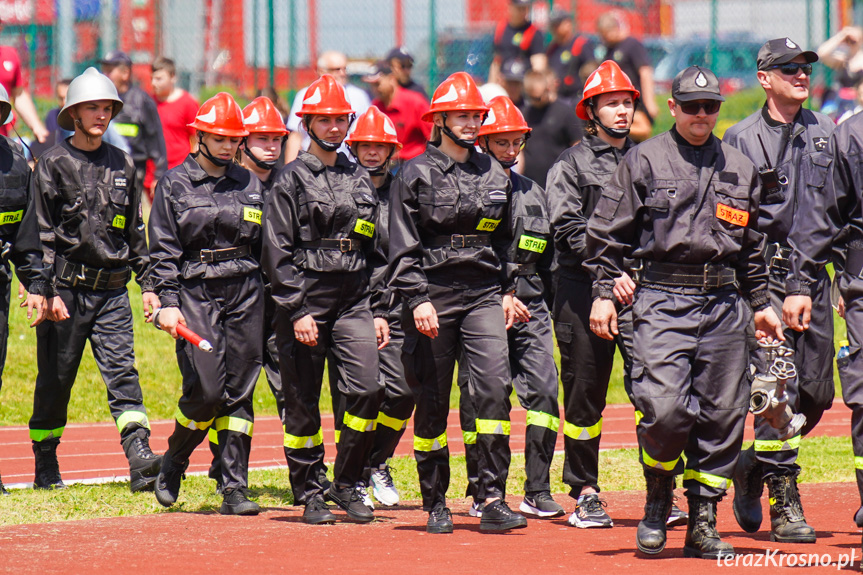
57, 78, 74, 88
152, 56, 176, 76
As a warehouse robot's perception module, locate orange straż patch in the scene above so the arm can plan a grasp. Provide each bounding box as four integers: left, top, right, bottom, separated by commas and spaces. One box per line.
716, 203, 749, 227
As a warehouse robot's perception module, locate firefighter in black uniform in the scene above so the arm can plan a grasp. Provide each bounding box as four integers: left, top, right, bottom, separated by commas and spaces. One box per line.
262, 75, 386, 525
489, 0, 546, 84
457, 95, 561, 521
586, 66, 784, 559
0, 83, 51, 494
783, 112, 863, 537
29, 67, 161, 492
388, 71, 526, 534
150, 92, 263, 516
723, 38, 834, 544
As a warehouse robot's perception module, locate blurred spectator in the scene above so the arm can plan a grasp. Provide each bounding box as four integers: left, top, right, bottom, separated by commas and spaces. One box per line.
520, 70, 582, 187
385, 46, 428, 100
838, 77, 863, 124
0, 18, 48, 143
365, 60, 430, 161
489, 0, 546, 85
818, 26, 863, 88
259, 86, 291, 122
500, 59, 527, 107
597, 10, 657, 141
101, 51, 167, 194
151, 57, 198, 171
546, 10, 598, 106
285, 50, 371, 161
41, 77, 129, 154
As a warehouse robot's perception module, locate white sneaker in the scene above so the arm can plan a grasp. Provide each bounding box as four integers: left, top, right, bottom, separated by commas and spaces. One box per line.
370, 465, 400, 507
468, 500, 484, 518
356, 481, 374, 510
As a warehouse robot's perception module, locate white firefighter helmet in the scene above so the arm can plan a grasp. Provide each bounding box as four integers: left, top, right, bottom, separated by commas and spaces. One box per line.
57, 67, 124, 131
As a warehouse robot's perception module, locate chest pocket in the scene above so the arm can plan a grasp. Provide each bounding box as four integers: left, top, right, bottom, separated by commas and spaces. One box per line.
236, 191, 264, 242
711, 179, 751, 238
107, 181, 130, 234
516, 216, 550, 262
478, 188, 508, 232
418, 185, 457, 229
298, 193, 332, 243
350, 191, 377, 240
0, 174, 28, 229
174, 193, 216, 242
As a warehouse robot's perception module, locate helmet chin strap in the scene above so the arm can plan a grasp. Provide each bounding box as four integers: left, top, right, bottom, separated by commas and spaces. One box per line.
589, 100, 632, 139
197, 135, 233, 167
305, 114, 355, 153
440, 112, 479, 150
351, 144, 394, 175
481, 136, 521, 169
242, 137, 285, 170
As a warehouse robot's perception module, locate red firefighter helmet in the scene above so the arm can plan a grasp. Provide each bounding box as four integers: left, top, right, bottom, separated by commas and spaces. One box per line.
421, 71, 489, 122
479, 96, 531, 137
243, 97, 288, 135
188, 92, 248, 137
576, 60, 640, 121
295, 74, 355, 117
345, 106, 403, 149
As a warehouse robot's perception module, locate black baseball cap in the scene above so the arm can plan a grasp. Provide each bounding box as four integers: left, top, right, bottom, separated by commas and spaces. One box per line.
549, 9, 572, 28
501, 59, 528, 81
672, 66, 724, 102
757, 37, 818, 71
99, 51, 132, 67
385, 46, 414, 64
510, 0, 532, 5
362, 60, 393, 82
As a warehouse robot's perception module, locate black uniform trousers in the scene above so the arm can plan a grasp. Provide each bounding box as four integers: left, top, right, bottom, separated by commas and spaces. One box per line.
276, 270, 382, 504
0, 272, 12, 393
836, 276, 863, 502
30, 285, 150, 443
553, 271, 617, 497
166, 274, 262, 491
632, 286, 750, 499
459, 294, 559, 496
750, 269, 834, 472
403, 282, 513, 511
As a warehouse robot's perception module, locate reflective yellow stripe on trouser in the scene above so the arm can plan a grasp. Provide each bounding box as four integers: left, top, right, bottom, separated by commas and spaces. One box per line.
642, 448, 679, 472
344, 413, 377, 433
30, 427, 65, 442
376, 412, 409, 432
855, 456, 863, 470
284, 428, 324, 449
116, 410, 150, 433
462, 430, 477, 445
213, 416, 254, 437
683, 469, 729, 490
414, 432, 448, 452
563, 418, 602, 440
476, 419, 511, 436
526, 410, 560, 432
753, 435, 801, 452
175, 407, 214, 431
634, 410, 644, 426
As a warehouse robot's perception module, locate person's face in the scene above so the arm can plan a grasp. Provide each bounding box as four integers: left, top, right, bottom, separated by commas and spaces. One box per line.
504, 78, 523, 103
200, 132, 242, 161
56, 84, 69, 107
508, 4, 529, 25
151, 69, 175, 100
484, 131, 527, 164
599, 25, 623, 46
553, 20, 572, 42
246, 133, 284, 163
759, 55, 811, 105
308, 114, 349, 145
668, 98, 720, 145
435, 110, 484, 141
319, 56, 348, 85
590, 90, 635, 131
102, 64, 130, 89
376, 74, 397, 99
390, 59, 412, 85
356, 142, 394, 168
70, 99, 114, 136
524, 78, 549, 106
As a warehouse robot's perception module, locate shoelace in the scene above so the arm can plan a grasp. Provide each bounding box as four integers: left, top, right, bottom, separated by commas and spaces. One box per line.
533, 491, 555, 503
582, 496, 608, 514
431, 507, 450, 521
376, 466, 396, 488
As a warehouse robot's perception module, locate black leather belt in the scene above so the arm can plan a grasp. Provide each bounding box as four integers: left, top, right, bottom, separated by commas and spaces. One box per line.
299, 238, 361, 252
517, 263, 537, 276
186, 245, 252, 263
55, 256, 131, 290
635, 260, 737, 290
427, 234, 491, 248
766, 243, 792, 275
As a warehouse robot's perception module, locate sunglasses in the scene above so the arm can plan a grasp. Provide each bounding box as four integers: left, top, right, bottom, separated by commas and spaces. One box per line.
768, 62, 813, 76
676, 100, 722, 115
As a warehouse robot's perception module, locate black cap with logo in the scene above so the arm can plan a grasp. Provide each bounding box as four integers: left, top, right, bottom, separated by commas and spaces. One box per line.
757, 38, 818, 71
672, 66, 724, 102
99, 51, 133, 67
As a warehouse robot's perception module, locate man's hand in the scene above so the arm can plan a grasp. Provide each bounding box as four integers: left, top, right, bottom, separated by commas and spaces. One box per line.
142, 291, 161, 323
589, 298, 618, 340
21, 293, 47, 327
782, 295, 812, 332
156, 307, 186, 339
502, 292, 517, 330
374, 317, 390, 350
18, 283, 25, 300
754, 306, 785, 341
46, 296, 70, 322
612, 272, 636, 305
293, 314, 319, 346
413, 302, 439, 339
511, 295, 530, 323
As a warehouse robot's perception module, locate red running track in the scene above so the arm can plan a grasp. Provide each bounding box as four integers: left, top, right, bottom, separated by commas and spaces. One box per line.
0, 400, 852, 487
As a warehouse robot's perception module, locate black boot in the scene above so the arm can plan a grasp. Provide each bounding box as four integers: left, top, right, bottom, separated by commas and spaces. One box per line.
121, 428, 163, 493
636, 470, 674, 555
0, 471, 7, 495
154, 452, 189, 508
766, 473, 816, 543
684, 495, 735, 559
220, 487, 261, 516
732, 445, 763, 533
33, 438, 65, 489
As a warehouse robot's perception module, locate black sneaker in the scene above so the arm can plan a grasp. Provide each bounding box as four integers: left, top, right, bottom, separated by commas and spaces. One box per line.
327, 484, 375, 523
427, 505, 453, 534
568, 493, 613, 528
303, 494, 337, 525
480, 500, 528, 532
520, 491, 565, 518
220, 487, 261, 516
154, 454, 188, 508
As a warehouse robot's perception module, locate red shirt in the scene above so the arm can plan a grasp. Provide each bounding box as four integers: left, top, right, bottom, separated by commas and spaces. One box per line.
373, 87, 430, 160
0, 46, 23, 137
156, 90, 199, 169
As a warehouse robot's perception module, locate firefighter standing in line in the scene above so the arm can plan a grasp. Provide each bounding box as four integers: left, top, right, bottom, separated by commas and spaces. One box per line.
457, 95, 562, 521
388, 72, 527, 534
586, 66, 784, 559
723, 38, 834, 544
149, 92, 264, 516
0, 83, 51, 494
29, 67, 161, 492
262, 75, 386, 525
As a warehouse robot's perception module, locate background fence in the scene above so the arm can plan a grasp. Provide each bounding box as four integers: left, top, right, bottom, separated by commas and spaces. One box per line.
0, 0, 859, 102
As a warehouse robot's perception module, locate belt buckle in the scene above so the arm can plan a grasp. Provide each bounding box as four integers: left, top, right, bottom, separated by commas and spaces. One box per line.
769, 242, 788, 270
199, 250, 213, 264
339, 238, 352, 253
631, 260, 644, 284
450, 234, 466, 249
703, 263, 714, 290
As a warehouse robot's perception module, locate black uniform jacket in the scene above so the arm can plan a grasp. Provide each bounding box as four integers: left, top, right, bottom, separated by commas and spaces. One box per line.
549, 134, 634, 276
723, 106, 835, 243
114, 84, 168, 180
262, 151, 387, 323
787, 111, 863, 295
584, 127, 769, 309
33, 138, 151, 294
388, 143, 516, 310
507, 171, 553, 301
371, 173, 395, 317
149, 155, 263, 307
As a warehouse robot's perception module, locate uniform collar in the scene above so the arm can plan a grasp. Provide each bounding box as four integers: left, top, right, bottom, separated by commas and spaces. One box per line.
669, 125, 717, 149
425, 142, 482, 172
297, 150, 352, 173
760, 103, 802, 128
582, 133, 633, 154
182, 154, 247, 183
